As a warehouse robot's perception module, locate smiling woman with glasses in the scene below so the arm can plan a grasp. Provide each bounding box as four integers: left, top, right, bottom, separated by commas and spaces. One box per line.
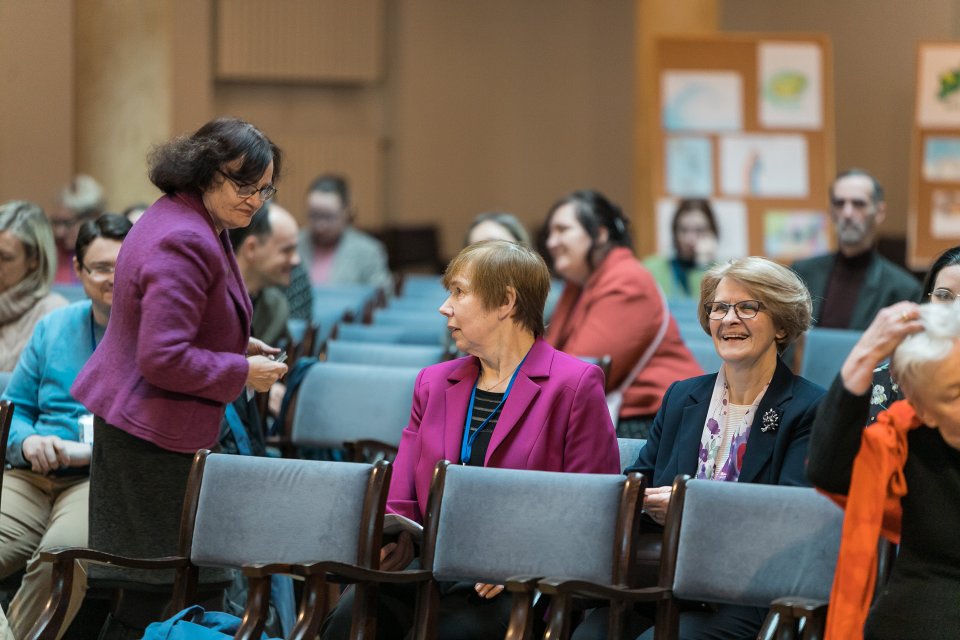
69, 117, 290, 637
594, 256, 825, 640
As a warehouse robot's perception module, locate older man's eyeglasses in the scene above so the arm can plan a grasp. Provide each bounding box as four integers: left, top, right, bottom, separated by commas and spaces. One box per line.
928, 288, 960, 304
704, 300, 763, 320
217, 171, 277, 201
81, 263, 115, 277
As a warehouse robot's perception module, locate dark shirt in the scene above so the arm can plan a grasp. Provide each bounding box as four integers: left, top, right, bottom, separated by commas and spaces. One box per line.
817, 250, 873, 328
669, 257, 697, 296
464, 389, 504, 466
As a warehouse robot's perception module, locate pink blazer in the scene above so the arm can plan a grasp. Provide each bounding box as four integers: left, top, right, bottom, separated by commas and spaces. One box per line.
387, 338, 620, 523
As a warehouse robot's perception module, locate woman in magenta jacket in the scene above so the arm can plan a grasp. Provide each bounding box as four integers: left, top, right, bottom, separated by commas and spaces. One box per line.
321, 240, 620, 640
70, 118, 288, 637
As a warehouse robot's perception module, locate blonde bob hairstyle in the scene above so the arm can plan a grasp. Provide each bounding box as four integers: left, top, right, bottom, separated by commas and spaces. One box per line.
441, 240, 550, 337
0, 201, 56, 297
891, 303, 960, 401
697, 256, 812, 352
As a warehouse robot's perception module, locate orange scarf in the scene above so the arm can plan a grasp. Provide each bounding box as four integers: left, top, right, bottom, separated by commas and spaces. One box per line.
820, 399, 921, 640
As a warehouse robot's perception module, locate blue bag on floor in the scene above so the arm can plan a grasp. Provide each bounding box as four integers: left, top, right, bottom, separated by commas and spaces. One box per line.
141, 605, 279, 640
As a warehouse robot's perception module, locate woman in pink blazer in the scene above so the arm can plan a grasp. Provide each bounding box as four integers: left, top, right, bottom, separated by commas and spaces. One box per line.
321, 240, 620, 640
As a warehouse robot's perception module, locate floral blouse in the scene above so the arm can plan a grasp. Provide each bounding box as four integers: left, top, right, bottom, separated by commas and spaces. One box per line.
868, 362, 902, 424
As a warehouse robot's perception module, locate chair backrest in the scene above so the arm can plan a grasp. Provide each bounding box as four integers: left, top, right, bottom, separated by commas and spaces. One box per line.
338, 322, 446, 347
617, 438, 646, 473
290, 362, 419, 448
669, 479, 843, 607
400, 274, 445, 299
422, 463, 645, 586
326, 340, 444, 368
51, 284, 86, 303
799, 328, 863, 388
686, 339, 723, 373
186, 452, 390, 569
667, 297, 701, 326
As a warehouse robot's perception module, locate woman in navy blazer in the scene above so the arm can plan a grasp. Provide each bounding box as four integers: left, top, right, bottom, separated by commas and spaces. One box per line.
580, 257, 825, 640
71, 119, 288, 638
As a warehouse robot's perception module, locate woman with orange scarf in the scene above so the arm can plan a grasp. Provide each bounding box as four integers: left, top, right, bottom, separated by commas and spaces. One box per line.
808, 298, 960, 640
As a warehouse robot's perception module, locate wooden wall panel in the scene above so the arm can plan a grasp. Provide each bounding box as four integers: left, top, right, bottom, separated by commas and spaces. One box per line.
269, 133, 384, 229
216, 0, 383, 83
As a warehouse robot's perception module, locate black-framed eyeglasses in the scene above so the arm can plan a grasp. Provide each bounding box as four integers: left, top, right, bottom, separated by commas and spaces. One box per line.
704, 300, 764, 320
928, 288, 960, 304
81, 263, 115, 277
217, 170, 277, 201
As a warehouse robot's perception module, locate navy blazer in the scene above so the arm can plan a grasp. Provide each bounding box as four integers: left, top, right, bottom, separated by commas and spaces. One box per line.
626, 358, 824, 487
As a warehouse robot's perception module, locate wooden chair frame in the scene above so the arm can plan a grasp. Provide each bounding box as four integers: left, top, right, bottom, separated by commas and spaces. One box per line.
0, 400, 14, 497
26, 452, 392, 640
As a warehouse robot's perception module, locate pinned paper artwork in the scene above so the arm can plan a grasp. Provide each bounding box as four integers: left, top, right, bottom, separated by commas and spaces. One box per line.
763, 211, 829, 260
931, 189, 960, 238
917, 45, 960, 128
758, 42, 823, 129
661, 71, 743, 132
666, 136, 713, 196
923, 137, 960, 182
719, 134, 808, 198
655, 198, 748, 262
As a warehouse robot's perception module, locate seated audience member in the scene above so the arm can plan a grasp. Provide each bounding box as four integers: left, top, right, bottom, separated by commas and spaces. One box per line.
543, 189, 701, 438
825, 245, 960, 423
465, 211, 531, 246
298, 173, 393, 295
321, 240, 620, 640
0, 201, 67, 371
792, 169, 920, 330
809, 303, 960, 640
0, 213, 132, 639
580, 257, 824, 640
643, 198, 719, 298
230, 201, 301, 346
49, 175, 106, 284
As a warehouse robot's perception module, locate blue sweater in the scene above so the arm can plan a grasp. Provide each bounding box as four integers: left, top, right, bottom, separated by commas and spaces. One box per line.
3, 300, 101, 468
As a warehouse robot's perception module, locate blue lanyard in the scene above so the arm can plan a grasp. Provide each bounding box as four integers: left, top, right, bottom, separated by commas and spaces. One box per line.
460, 354, 528, 465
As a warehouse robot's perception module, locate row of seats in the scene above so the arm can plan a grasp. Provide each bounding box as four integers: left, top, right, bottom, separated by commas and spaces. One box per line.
25, 451, 847, 640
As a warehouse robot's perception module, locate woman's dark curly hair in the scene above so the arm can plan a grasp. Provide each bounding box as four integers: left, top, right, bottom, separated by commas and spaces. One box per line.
147, 118, 282, 196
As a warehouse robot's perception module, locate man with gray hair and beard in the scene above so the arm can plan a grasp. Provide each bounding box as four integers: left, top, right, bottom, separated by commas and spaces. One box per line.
792, 169, 920, 330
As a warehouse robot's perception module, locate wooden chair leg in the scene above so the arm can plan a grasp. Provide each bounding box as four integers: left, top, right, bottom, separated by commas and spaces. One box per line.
410, 580, 439, 640
235, 574, 272, 640
543, 592, 575, 640
289, 573, 331, 640
350, 582, 380, 640
504, 589, 536, 640
25, 558, 75, 640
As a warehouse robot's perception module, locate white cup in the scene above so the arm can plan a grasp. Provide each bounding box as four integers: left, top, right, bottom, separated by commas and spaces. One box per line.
79, 414, 94, 445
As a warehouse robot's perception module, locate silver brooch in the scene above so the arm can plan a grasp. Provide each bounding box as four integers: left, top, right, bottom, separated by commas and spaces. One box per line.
761, 408, 779, 433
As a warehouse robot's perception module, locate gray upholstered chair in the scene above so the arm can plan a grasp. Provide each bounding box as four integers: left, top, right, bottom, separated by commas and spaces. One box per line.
337, 323, 446, 347
27, 452, 392, 640
287, 461, 647, 640
290, 361, 419, 462
372, 308, 450, 346
325, 340, 446, 369
798, 328, 863, 388
685, 338, 723, 373
616, 438, 646, 473
537, 476, 844, 640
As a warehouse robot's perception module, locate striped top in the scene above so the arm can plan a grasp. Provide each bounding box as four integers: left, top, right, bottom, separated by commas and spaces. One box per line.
464, 389, 505, 466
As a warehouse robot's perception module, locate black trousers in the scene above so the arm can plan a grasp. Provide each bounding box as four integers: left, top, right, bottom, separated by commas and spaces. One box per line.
573, 602, 766, 640
320, 579, 515, 640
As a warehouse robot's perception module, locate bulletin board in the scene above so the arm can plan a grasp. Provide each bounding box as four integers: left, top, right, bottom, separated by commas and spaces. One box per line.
651, 34, 835, 263
908, 42, 960, 270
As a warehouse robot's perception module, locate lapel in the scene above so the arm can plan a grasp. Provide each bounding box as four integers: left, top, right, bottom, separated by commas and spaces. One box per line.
484, 340, 548, 463
445, 357, 480, 463
850, 252, 883, 330
677, 375, 716, 476
222, 233, 253, 335
738, 358, 794, 483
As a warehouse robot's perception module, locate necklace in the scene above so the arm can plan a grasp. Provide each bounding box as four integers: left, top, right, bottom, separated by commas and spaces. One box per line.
479, 366, 514, 392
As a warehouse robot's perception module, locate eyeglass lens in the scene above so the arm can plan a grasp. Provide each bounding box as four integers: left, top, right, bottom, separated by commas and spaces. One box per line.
706, 301, 761, 319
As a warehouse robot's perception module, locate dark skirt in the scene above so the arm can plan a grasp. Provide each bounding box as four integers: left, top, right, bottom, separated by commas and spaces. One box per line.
88, 417, 227, 586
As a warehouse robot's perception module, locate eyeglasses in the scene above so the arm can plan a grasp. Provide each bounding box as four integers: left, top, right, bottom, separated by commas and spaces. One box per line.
928, 288, 960, 303
831, 198, 871, 211
81, 263, 115, 277
217, 170, 277, 201
704, 300, 764, 320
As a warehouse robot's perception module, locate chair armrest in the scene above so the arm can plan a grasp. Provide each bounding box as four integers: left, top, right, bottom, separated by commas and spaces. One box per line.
504, 575, 542, 594
39, 546, 189, 571
245, 561, 432, 585
537, 577, 671, 603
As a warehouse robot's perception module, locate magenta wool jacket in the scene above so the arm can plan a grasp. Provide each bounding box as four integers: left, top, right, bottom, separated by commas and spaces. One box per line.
387, 338, 621, 523
71, 192, 251, 452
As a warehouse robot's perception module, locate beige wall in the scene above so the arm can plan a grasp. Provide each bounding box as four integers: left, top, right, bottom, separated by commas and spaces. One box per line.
0, 1, 74, 213
720, 0, 960, 237
384, 0, 636, 256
